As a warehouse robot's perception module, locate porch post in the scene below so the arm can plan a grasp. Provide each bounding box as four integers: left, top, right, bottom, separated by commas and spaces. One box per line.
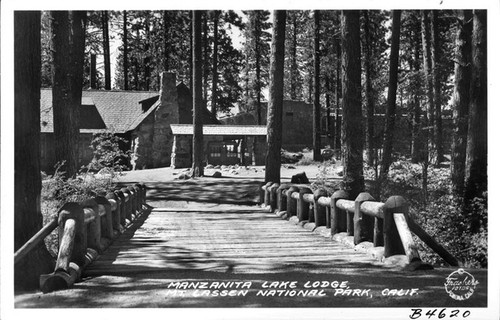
240, 136, 246, 165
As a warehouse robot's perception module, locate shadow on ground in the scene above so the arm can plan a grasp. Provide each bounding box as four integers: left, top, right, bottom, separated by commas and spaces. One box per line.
119, 177, 263, 206
15, 265, 487, 308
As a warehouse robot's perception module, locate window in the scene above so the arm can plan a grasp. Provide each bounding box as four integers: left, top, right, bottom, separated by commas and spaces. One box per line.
225, 144, 238, 158
210, 145, 222, 158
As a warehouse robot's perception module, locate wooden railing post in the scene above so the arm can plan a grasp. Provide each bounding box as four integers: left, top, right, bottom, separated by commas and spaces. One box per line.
331, 190, 348, 236
374, 211, 384, 247
40, 202, 85, 293
383, 196, 407, 258
133, 184, 142, 210
262, 182, 273, 207
313, 188, 328, 227
127, 186, 137, 216
354, 192, 375, 245
276, 185, 289, 213
121, 187, 132, 221
81, 199, 104, 253
94, 196, 113, 241
269, 183, 280, 212
106, 192, 121, 234
286, 186, 299, 218
114, 190, 126, 226
57, 202, 86, 267
298, 187, 313, 222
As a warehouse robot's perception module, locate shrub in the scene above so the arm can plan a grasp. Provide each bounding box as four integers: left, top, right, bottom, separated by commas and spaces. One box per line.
85, 131, 131, 175
311, 160, 341, 194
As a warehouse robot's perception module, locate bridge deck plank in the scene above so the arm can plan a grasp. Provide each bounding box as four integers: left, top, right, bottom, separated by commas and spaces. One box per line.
84, 207, 383, 276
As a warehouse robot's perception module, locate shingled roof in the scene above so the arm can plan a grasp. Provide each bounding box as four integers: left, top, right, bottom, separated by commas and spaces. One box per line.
40, 89, 159, 133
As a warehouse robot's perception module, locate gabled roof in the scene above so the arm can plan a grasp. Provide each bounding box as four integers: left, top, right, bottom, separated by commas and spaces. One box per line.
171, 124, 267, 136
40, 89, 159, 133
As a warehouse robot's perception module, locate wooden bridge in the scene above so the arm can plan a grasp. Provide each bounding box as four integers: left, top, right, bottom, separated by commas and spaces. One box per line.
14, 178, 487, 308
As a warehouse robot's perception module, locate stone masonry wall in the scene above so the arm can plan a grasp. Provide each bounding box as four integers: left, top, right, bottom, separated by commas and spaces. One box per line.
130, 112, 155, 170
152, 72, 179, 167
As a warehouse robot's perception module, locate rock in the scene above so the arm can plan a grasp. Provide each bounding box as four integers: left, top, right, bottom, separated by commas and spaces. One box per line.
212, 171, 222, 178
230, 170, 239, 175
230, 166, 236, 170
177, 173, 191, 180
335, 166, 344, 176
221, 165, 228, 170
281, 150, 304, 164
205, 164, 214, 169
214, 165, 221, 169
291, 172, 310, 184
286, 165, 296, 169
321, 148, 336, 161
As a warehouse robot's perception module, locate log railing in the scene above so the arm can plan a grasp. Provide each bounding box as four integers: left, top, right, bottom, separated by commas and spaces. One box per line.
14, 183, 147, 293
261, 183, 460, 268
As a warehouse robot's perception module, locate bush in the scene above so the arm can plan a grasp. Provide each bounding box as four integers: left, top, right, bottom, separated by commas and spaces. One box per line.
311, 160, 342, 194
85, 132, 130, 174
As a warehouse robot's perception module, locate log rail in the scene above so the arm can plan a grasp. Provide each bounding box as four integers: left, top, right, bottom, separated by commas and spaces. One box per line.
261, 182, 461, 268
14, 183, 147, 293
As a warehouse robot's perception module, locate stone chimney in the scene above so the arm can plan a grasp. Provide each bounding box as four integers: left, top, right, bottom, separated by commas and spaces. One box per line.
152, 72, 179, 167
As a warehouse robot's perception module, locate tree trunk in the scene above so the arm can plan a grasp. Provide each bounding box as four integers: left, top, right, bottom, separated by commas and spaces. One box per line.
313, 10, 322, 161
189, 15, 193, 91
421, 10, 435, 153
211, 11, 219, 116
202, 12, 209, 106
341, 10, 365, 199
123, 11, 129, 90
14, 10, 55, 290
411, 24, 424, 163
325, 76, 333, 147
255, 15, 262, 125
335, 12, 342, 151
290, 13, 298, 100
464, 10, 487, 232
308, 72, 313, 104
163, 11, 169, 72
144, 14, 151, 91
431, 11, 444, 163
102, 11, 111, 90
450, 10, 472, 197
192, 10, 204, 177
90, 53, 97, 89
265, 10, 287, 183
363, 10, 375, 166
134, 28, 140, 90
380, 10, 402, 179
51, 11, 86, 178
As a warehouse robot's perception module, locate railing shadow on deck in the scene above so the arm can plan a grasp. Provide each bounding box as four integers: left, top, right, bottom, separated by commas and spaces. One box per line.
122, 179, 263, 206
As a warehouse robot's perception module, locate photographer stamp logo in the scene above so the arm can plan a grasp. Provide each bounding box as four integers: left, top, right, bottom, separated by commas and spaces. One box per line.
444, 269, 479, 300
